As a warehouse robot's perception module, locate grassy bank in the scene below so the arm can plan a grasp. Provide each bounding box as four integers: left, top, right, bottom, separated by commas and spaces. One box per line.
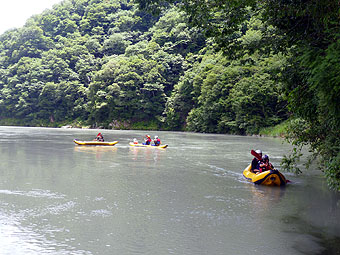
258, 120, 289, 137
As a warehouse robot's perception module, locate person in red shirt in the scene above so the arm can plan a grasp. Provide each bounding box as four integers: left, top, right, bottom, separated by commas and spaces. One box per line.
144, 135, 152, 145
153, 136, 161, 146
95, 133, 104, 142
259, 155, 273, 172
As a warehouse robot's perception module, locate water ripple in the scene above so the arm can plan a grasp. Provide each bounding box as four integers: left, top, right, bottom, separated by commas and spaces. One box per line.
90, 209, 112, 217
0, 213, 91, 255
0, 189, 65, 199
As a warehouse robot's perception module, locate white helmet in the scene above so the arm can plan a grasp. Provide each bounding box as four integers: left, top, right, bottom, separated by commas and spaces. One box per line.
154, 136, 158, 139
255, 149, 262, 154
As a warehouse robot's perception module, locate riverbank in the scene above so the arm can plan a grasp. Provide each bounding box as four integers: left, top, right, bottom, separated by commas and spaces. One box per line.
0, 118, 289, 137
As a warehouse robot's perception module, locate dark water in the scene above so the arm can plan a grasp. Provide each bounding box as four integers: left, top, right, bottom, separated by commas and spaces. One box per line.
0, 126, 339, 255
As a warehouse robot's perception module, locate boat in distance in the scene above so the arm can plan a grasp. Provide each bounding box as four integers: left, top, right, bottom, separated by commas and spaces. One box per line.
73, 139, 119, 146
129, 142, 168, 149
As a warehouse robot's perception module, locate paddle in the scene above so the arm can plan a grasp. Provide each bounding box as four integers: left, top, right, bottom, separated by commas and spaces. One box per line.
251, 150, 262, 161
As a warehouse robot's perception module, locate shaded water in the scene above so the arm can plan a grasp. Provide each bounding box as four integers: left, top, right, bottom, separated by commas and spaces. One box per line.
0, 126, 339, 255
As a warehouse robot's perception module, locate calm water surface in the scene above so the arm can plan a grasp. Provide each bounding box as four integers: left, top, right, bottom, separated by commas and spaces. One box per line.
0, 126, 339, 255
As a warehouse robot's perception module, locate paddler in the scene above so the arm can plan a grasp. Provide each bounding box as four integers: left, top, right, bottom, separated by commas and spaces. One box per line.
95, 132, 104, 142
144, 135, 152, 145
153, 136, 161, 146
251, 149, 262, 173
259, 155, 273, 172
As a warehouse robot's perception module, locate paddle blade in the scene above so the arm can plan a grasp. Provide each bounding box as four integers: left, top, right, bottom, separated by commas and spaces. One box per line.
251, 150, 262, 160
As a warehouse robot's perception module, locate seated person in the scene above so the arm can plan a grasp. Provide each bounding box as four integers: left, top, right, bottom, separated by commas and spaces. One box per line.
133, 138, 138, 144
96, 133, 104, 142
153, 136, 161, 146
251, 149, 262, 173
259, 155, 273, 172
144, 135, 152, 145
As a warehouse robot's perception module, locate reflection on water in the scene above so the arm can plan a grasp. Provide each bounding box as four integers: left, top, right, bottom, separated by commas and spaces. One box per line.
0, 126, 339, 255
74, 146, 118, 153
128, 146, 166, 163
249, 184, 286, 209
74, 146, 118, 161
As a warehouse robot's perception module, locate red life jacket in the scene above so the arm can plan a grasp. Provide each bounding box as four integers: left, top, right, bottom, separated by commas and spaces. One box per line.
145, 137, 152, 144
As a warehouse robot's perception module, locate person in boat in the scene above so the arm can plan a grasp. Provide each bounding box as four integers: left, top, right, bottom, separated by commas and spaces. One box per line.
95, 133, 104, 142
153, 136, 161, 146
133, 138, 138, 144
251, 149, 262, 173
259, 154, 273, 172
144, 135, 152, 145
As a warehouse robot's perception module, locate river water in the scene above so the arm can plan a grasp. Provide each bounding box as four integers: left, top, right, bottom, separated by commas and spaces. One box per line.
0, 126, 339, 255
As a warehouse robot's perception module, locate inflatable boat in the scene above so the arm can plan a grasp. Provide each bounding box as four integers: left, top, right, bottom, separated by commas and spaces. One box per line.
73, 139, 119, 146
243, 164, 287, 186
129, 142, 168, 149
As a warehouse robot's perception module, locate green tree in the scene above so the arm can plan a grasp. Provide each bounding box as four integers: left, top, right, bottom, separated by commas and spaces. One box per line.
103, 33, 131, 55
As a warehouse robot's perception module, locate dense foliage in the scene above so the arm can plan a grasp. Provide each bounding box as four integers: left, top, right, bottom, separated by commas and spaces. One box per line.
166, 19, 288, 134
0, 0, 287, 133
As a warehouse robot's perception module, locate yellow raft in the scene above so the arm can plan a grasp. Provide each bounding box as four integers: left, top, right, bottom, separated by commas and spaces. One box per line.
129, 142, 168, 149
73, 139, 119, 146
243, 164, 287, 186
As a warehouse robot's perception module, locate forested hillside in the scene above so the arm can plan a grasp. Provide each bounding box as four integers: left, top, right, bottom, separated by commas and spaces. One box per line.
0, 0, 287, 134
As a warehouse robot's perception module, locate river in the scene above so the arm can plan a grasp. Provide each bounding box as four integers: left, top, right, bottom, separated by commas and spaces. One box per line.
0, 126, 339, 255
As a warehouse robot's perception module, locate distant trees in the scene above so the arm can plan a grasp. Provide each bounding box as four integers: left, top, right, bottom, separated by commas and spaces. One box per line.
0, 0, 288, 132
0, 0, 207, 128
165, 14, 288, 134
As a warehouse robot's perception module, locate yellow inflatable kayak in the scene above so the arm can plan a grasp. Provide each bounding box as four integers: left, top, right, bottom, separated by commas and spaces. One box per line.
73, 139, 119, 146
243, 164, 287, 186
129, 142, 168, 149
